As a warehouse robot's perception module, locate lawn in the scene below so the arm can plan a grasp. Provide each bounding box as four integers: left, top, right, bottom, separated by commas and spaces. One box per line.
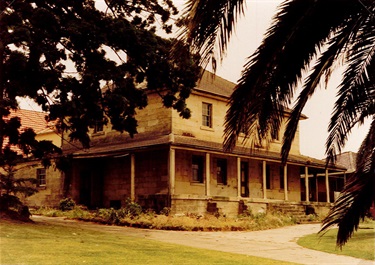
0, 219, 297, 265
297, 220, 375, 260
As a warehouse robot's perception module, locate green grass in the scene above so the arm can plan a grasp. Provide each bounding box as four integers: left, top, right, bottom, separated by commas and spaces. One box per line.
0, 220, 297, 265
297, 220, 375, 260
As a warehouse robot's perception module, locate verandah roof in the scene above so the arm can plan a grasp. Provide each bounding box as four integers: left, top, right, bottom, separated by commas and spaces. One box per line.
66, 133, 345, 171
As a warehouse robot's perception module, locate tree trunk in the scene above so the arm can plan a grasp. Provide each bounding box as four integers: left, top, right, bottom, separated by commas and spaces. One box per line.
0, 39, 5, 155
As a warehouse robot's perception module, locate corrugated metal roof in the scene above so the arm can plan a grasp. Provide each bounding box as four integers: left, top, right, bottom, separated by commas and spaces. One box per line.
67, 133, 344, 170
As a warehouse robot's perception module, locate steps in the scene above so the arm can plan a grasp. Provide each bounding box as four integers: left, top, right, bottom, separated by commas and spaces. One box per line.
268, 203, 317, 223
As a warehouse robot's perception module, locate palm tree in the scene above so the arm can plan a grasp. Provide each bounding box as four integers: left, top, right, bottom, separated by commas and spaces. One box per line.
180, 0, 375, 247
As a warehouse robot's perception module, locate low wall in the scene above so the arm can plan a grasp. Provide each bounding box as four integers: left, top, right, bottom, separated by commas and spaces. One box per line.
170, 195, 333, 218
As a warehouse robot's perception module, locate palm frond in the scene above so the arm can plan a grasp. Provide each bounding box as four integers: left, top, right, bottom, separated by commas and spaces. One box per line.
285, 10, 368, 162
224, 0, 363, 155
321, 117, 375, 247
326, 14, 375, 162
179, 0, 245, 68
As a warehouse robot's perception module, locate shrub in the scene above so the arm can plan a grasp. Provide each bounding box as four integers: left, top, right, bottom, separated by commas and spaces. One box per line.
123, 199, 142, 218
160, 207, 171, 216
59, 198, 76, 211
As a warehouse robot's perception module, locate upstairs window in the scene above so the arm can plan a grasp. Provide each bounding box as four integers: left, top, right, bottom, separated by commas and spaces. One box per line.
216, 159, 227, 185
192, 155, 204, 183
37, 168, 46, 186
272, 130, 280, 141
202, 103, 212, 128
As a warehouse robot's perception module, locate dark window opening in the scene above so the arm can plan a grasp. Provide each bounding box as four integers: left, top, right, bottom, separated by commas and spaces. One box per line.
110, 200, 121, 209
192, 155, 204, 183
266, 165, 271, 189
93, 121, 103, 133
216, 159, 227, 185
280, 166, 284, 189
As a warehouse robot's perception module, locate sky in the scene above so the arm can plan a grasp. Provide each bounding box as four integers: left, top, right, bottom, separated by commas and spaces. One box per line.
19, 0, 371, 159
173, 0, 371, 159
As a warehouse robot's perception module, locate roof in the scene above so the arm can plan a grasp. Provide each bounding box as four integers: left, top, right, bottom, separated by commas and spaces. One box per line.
194, 71, 308, 120
335, 151, 357, 173
195, 71, 235, 98
67, 133, 344, 170
4, 109, 53, 134
2, 109, 55, 153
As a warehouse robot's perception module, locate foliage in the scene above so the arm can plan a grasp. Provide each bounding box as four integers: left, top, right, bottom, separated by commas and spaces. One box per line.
0, 157, 37, 217
1, 0, 200, 150
160, 207, 171, 216
123, 198, 143, 217
0, 124, 60, 214
180, 0, 375, 247
59, 197, 76, 211
1, 0, 199, 218
32, 206, 298, 231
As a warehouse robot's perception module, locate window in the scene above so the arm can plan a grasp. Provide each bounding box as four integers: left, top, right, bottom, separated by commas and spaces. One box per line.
37, 168, 46, 186
202, 103, 212, 127
266, 165, 271, 189
271, 129, 280, 141
93, 121, 103, 133
192, 155, 204, 183
216, 159, 227, 185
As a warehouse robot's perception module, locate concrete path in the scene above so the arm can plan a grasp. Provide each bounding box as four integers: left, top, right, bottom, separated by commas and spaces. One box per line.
31, 216, 375, 265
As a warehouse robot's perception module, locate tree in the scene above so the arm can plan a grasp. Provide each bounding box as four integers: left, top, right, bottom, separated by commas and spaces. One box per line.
1, 0, 200, 150
180, 0, 375, 247
1, 0, 200, 217
0, 114, 61, 218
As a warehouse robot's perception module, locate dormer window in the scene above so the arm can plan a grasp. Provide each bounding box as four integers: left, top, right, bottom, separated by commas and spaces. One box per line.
202, 102, 212, 128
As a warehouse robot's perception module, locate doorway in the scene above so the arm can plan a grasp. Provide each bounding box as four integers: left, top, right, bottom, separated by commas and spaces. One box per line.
79, 165, 104, 209
240, 161, 249, 197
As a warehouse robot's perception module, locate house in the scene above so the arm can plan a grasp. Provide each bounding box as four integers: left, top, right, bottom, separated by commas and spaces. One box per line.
60, 72, 346, 217
335, 151, 375, 218
1, 109, 64, 207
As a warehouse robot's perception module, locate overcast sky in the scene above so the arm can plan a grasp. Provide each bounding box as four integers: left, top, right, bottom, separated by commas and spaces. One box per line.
175, 0, 370, 159
20, 0, 371, 159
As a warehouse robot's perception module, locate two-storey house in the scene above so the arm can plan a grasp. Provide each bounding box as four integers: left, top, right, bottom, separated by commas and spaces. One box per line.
61, 72, 345, 216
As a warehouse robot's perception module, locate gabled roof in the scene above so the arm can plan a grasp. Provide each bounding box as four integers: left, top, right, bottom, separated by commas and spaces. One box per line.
2, 109, 55, 153
195, 71, 235, 98
194, 71, 308, 119
4, 109, 52, 134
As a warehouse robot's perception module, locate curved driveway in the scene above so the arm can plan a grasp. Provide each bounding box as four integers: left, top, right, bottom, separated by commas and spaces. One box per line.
31, 216, 374, 265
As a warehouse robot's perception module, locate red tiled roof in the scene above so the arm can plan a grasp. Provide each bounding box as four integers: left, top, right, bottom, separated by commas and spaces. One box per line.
2, 109, 54, 153
4, 109, 52, 134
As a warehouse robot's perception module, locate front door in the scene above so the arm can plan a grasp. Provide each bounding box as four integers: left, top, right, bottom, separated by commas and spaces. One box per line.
240, 162, 249, 197
79, 166, 104, 209
79, 170, 91, 207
